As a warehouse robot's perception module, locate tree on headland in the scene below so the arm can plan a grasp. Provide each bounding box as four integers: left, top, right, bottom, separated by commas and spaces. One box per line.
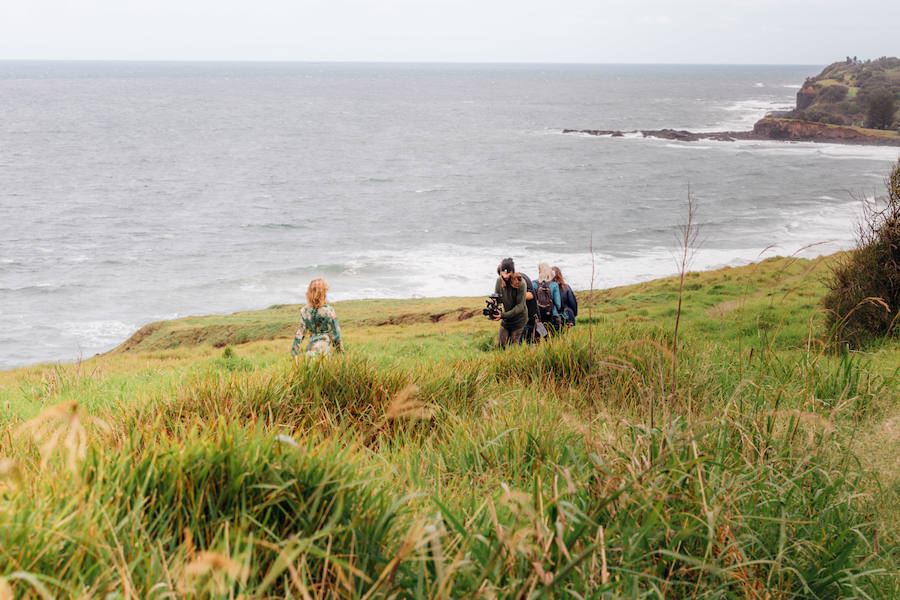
865, 88, 896, 129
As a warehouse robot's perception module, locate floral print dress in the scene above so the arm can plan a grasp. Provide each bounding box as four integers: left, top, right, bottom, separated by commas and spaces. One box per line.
291, 304, 343, 357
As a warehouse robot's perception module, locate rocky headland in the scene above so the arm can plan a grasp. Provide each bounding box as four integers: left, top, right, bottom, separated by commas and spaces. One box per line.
566, 57, 900, 146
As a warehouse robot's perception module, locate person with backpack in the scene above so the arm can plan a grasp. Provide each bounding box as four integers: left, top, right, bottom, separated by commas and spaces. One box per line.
519, 271, 546, 344
553, 266, 578, 327
493, 257, 528, 348
534, 263, 564, 334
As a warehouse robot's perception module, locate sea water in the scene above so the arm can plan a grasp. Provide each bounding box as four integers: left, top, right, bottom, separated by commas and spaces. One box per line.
1, 61, 898, 369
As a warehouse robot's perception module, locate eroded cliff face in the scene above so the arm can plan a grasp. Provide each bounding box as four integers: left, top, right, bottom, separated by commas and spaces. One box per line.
752, 118, 887, 143
795, 85, 817, 112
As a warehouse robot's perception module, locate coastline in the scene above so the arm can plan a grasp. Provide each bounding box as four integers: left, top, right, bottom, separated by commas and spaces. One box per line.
564, 117, 900, 147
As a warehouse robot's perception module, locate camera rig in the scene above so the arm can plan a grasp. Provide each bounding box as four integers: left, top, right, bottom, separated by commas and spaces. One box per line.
482, 293, 502, 319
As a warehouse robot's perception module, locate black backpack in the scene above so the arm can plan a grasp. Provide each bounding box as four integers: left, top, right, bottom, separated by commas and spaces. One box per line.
520, 273, 539, 321
536, 281, 555, 322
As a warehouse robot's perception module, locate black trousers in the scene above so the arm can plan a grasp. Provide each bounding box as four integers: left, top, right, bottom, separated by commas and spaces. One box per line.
498, 326, 524, 348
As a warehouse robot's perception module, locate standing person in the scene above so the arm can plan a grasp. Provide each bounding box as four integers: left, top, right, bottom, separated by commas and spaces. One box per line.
553, 266, 578, 327
534, 263, 563, 334
494, 257, 528, 348
291, 278, 344, 357
519, 271, 542, 344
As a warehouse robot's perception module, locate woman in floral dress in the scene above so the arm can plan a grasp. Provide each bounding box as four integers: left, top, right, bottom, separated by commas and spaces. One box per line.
291, 278, 343, 357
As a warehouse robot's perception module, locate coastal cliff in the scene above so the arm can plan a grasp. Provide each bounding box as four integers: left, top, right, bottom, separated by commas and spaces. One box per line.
566, 57, 900, 145
786, 57, 900, 129
752, 117, 900, 145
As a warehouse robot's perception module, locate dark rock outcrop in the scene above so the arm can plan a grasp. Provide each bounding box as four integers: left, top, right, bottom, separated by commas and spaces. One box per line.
563, 120, 900, 146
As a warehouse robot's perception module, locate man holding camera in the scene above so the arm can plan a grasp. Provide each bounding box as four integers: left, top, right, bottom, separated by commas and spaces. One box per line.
493, 257, 528, 348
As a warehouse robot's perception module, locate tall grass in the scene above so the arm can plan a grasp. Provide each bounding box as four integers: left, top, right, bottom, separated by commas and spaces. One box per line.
2, 404, 888, 597
1, 256, 897, 597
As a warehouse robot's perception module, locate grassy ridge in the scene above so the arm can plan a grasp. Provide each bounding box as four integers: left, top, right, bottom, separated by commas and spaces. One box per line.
0, 254, 898, 597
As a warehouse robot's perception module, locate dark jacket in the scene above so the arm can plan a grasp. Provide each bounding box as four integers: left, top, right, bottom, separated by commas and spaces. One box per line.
520, 273, 539, 323
495, 275, 528, 330
560, 284, 578, 325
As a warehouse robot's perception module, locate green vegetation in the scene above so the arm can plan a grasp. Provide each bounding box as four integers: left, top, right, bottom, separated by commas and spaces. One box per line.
1, 254, 898, 597
789, 57, 900, 130
867, 88, 898, 130
824, 160, 900, 346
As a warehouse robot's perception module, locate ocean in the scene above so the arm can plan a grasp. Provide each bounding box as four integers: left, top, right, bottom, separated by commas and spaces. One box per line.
1, 61, 898, 369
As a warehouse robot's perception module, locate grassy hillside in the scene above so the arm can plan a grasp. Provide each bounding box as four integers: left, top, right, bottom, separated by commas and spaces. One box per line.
788, 57, 900, 129
0, 254, 898, 597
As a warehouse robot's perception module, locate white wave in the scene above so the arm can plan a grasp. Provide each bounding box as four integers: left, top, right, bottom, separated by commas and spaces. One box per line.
694, 98, 795, 133
275, 226, 860, 305
783, 84, 802, 89
239, 281, 267, 293
148, 312, 181, 322
723, 139, 900, 162
565, 130, 613, 138
718, 99, 794, 112
609, 133, 897, 164
753, 82, 765, 88
506, 238, 559, 246
61, 320, 136, 350
664, 143, 711, 150
815, 145, 900, 161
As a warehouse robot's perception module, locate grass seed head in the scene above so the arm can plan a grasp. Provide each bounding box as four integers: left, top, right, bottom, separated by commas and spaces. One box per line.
0, 458, 22, 492
0, 577, 12, 600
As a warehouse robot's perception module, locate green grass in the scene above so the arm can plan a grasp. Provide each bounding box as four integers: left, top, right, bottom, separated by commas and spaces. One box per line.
1, 254, 898, 597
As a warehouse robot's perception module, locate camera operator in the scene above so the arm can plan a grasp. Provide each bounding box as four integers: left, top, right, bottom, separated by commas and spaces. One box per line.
493, 257, 528, 348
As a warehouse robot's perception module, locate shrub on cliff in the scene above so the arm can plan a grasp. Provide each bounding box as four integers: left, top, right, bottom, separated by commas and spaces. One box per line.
823, 160, 900, 347
819, 84, 849, 103
864, 88, 896, 129
805, 109, 849, 125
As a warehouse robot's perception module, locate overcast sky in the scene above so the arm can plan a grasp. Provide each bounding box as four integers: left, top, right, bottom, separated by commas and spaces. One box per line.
1, 0, 897, 64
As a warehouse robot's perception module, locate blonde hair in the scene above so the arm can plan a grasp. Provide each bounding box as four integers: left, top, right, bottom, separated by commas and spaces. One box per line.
538, 263, 554, 282
306, 278, 329, 308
